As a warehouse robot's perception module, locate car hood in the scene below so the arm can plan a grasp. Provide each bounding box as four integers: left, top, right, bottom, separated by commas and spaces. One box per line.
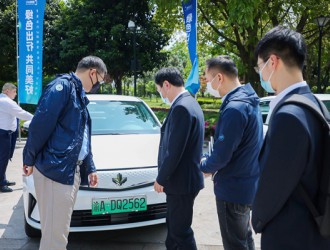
91, 134, 160, 170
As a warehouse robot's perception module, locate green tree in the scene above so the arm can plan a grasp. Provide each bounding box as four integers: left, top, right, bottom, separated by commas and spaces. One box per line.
0, 0, 66, 84
154, 0, 330, 95
0, 0, 16, 82
43, 0, 66, 75
48, 0, 169, 94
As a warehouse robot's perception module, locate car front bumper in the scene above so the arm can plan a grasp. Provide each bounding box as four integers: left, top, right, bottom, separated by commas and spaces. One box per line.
23, 174, 167, 232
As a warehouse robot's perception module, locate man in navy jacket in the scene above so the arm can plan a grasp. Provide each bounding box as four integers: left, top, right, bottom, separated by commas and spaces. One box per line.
201, 56, 263, 250
153, 67, 204, 250
23, 56, 106, 250
252, 26, 330, 249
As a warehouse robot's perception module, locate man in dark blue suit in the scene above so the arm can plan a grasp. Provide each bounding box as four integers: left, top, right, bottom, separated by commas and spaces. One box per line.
252, 26, 330, 249
153, 67, 204, 250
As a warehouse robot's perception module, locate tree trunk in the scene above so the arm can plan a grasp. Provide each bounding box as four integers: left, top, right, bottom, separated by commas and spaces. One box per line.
114, 75, 123, 95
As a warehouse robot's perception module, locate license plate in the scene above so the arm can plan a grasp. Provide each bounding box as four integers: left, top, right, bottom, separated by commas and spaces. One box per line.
91, 195, 147, 215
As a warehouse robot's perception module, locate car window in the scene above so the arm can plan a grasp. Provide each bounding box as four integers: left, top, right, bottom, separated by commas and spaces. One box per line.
259, 100, 271, 123
259, 100, 270, 113
88, 101, 160, 135
322, 100, 330, 113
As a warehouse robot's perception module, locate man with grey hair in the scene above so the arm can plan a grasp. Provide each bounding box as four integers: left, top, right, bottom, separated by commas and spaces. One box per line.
0, 83, 33, 192
23, 55, 107, 249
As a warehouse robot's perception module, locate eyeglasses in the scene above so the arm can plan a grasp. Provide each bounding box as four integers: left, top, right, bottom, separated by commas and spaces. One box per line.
254, 58, 270, 74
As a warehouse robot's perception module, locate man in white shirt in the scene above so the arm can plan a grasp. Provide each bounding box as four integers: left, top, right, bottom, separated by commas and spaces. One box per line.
0, 83, 33, 192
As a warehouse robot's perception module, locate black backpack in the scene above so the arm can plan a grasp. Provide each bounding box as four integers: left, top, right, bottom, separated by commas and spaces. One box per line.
280, 94, 330, 239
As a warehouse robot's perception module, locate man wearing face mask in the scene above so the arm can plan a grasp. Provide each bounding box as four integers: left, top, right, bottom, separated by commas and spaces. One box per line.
201, 56, 263, 250
23, 55, 106, 250
153, 67, 204, 250
252, 26, 330, 249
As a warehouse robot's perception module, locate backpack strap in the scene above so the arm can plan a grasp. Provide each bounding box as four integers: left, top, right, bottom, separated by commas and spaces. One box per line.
281, 94, 330, 227
283, 94, 330, 126
297, 184, 321, 218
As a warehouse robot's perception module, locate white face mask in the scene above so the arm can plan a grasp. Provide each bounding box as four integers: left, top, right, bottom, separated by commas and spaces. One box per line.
206, 76, 221, 98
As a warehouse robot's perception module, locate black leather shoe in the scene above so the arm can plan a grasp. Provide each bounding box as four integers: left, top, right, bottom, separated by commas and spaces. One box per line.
5, 181, 16, 186
0, 186, 13, 192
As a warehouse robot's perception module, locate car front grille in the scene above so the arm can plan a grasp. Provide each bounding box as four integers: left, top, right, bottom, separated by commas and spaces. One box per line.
70, 203, 167, 227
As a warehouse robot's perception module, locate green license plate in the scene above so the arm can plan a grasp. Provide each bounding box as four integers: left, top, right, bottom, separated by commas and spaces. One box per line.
91, 196, 147, 215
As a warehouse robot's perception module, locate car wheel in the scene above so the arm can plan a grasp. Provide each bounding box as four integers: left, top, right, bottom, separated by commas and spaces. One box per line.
24, 213, 41, 238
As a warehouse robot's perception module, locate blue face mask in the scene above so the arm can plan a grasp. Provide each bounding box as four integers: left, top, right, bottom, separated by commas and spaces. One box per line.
259, 59, 275, 94
159, 91, 170, 105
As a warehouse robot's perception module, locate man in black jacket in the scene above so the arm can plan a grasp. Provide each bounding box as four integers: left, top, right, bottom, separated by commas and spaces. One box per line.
153, 67, 204, 250
252, 26, 330, 250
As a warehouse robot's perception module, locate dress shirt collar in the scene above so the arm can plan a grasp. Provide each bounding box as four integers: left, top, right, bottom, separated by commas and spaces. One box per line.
266, 81, 307, 124
171, 89, 188, 106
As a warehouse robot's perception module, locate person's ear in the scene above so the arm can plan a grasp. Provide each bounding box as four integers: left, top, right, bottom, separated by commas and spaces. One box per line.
89, 68, 96, 78
269, 55, 280, 70
218, 73, 224, 84
163, 80, 170, 89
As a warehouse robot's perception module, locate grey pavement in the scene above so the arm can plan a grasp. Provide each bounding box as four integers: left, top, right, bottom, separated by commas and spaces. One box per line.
0, 140, 261, 250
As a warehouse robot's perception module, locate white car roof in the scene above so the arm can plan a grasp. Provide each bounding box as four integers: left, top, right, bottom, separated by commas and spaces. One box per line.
87, 94, 142, 102
260, 95, 276, 101
314, 94, 330, 101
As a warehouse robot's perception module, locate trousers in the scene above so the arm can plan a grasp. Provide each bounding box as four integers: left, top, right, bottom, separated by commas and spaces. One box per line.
33, 166, 81, 250
165, 192, 199, 250
0, 129, 15, 186
216, 199, 255, 250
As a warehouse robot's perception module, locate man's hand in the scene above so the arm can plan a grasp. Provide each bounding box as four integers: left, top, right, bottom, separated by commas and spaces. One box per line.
23, 165, 33, 176
154, 181, 164, 193
88, 172, 98, 187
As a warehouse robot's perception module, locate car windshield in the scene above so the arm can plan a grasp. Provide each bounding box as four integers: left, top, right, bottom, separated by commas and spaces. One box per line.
88, 100, 160, 135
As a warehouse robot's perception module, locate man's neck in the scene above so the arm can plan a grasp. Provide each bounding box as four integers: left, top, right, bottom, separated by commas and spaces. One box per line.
275, 68, 304, 94
221, 80, 241, 97
169, 86, 186, 103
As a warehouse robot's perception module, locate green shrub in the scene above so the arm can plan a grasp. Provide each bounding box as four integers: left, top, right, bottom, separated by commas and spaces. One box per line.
311, 85, 317, 93
151, 107, 219, 140
153, 109, 169, 123
326, 86, 330, 94
204, 112, 219, 140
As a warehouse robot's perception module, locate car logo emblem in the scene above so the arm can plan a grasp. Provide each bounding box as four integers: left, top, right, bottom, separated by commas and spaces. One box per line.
112, 173, 127, 186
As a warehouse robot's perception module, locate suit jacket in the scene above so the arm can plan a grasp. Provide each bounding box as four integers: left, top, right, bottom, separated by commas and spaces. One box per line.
157, 91, 204, 195
252, 85, 330, 249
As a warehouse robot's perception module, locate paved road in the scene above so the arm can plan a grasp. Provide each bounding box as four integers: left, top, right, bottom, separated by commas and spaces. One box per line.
0, 141, 260, 250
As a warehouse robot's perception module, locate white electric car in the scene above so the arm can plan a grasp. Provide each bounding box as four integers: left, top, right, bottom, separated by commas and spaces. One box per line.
23, 94, 166, 237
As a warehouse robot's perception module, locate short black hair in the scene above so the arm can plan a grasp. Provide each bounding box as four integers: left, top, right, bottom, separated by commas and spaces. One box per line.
76, 55, 107, 74
205, 55, 238, 78
255, 26, 306, 70
154, 67, 184, 87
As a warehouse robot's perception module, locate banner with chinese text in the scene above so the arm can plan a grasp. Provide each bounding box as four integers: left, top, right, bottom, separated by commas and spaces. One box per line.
18, 0, 45, 104
182, 0, 199, 95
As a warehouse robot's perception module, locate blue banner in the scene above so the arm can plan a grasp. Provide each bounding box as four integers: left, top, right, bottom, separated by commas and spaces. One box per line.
182, 0, 199, 95
18, 0, 46, 104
